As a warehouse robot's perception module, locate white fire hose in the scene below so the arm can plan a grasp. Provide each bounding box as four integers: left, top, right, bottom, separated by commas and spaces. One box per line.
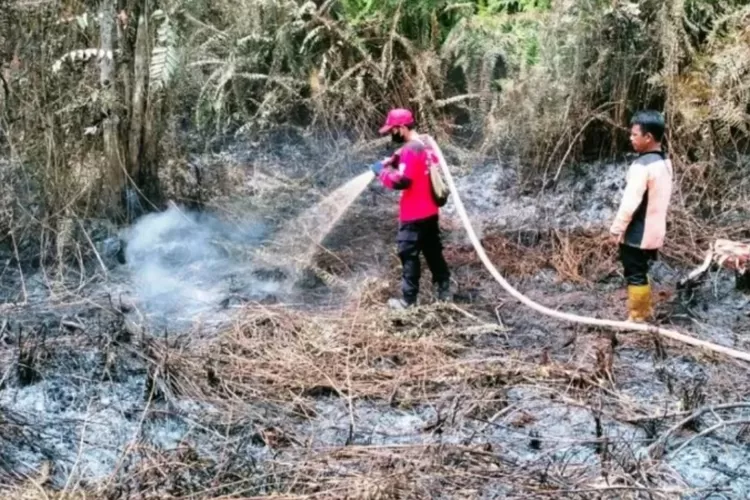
422, 135, 750, 364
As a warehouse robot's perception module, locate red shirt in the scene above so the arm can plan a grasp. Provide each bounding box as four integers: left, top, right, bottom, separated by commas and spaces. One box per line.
378, 139, 439, 222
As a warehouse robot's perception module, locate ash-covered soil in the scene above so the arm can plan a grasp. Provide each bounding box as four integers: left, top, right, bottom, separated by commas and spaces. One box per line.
1, 136, 749, 498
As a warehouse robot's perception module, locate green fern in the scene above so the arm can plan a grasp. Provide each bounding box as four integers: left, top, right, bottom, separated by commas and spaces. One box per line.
149, 9, 180, 93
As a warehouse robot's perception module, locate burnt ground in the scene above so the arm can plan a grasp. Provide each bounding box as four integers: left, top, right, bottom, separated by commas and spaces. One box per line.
1, 136, 749, 499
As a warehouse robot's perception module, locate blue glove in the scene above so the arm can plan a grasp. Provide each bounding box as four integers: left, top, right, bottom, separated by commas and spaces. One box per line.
370, 161, 384, 175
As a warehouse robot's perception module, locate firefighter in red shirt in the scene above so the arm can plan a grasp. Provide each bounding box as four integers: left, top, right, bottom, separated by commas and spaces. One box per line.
370, 108, 451, 309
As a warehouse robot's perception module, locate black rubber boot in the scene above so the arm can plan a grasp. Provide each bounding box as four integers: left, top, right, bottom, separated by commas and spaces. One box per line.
436, 281, 451, 302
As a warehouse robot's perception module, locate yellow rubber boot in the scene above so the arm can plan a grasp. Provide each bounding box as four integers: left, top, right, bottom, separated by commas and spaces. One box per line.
627, 284, 652, 322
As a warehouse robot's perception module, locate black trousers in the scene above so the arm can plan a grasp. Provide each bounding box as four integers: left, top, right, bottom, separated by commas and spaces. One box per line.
397, 215, 450, 304
619, 244, 658, 286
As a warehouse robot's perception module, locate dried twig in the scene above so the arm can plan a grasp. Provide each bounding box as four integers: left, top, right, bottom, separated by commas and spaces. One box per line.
670, 418, 750, 458
647, 402, 750, 458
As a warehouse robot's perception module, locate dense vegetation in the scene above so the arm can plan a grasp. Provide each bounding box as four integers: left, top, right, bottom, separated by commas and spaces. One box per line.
1, 0, 749, 264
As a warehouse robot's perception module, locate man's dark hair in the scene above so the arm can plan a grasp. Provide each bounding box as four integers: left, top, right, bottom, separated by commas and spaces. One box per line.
630, 110, 665, 142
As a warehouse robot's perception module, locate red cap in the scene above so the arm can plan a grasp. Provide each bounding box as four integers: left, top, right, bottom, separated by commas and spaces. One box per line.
379, 108, 414, 134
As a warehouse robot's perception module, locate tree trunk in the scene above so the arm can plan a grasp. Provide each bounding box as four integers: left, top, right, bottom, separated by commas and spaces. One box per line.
99, 0, 125, 212
139, 87, 163, 206
128, 12, 149, 179
117, 3, 132, 131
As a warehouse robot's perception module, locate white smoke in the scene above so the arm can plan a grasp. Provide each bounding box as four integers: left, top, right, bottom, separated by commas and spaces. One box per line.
122, 204, 284, 328
120, 171, 377, 329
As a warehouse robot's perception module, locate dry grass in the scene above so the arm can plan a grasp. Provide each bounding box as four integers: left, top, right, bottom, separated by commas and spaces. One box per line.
152, 303, 499, 406
548, 231, 619, 284
446, 229, 619, 287
3, 276, 750, 498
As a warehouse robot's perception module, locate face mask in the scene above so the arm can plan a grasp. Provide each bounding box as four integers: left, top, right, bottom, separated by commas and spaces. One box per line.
391, 131, 405, 144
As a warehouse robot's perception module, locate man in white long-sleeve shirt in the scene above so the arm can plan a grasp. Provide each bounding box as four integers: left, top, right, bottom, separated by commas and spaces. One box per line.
610, 110, 673, 322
